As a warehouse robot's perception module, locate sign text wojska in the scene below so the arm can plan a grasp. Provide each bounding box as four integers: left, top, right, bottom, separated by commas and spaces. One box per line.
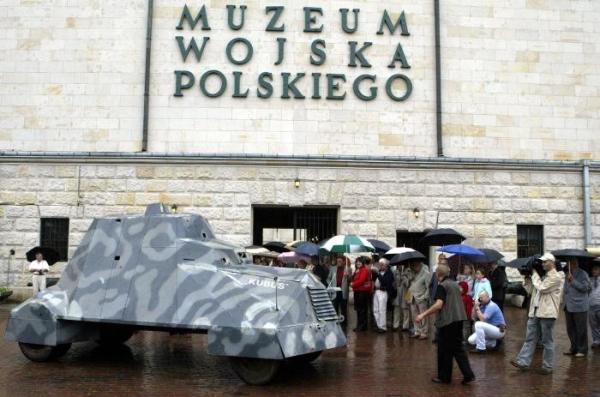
173, 5, 413, 102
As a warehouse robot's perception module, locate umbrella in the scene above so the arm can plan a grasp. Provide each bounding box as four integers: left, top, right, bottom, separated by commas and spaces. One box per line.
263, 241, 291, 253
551, 249, 595, 260
436, 244, 485, 257
26, 247, 60, 266
506, 255, 563, 275
245, 245, 269, 255
383, 247, 415, 260
389, 249, 426, 266
552, 249, 596, 275
367, 239, 391, 254
295, 242, 320, 257
277, 251, 311, 264
420, 228, 466, 246
286, 240, 306, 250
505, 256, 539, 270
320, 234, 375, 254
472, 248, 504, 264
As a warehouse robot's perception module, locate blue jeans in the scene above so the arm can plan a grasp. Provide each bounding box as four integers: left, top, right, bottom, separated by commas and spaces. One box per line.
516, 317, 556, 369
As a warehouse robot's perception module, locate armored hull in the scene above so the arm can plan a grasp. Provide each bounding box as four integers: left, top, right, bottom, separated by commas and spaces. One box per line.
5, 204, 346, 384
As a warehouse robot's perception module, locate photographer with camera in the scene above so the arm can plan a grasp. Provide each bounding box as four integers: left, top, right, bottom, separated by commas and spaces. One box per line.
468, 290, 506, 353
510, 253, 565, 375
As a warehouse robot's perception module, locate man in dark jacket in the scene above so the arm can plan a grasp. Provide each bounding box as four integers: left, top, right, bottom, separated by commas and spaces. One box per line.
489, 262, 508, 311
416, 264, 475, 385
563, 258, 592, 357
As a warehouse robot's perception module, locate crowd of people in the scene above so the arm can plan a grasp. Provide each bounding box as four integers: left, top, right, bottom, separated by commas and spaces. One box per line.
265, 250, 600, 385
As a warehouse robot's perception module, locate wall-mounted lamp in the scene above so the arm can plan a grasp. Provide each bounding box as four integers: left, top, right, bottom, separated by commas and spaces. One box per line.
413, 208, 421, 219
171, 204, 178, 213
294, 179, 300, 188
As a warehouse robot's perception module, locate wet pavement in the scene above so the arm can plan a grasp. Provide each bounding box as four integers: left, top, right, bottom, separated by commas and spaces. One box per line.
0, 303, 598, 397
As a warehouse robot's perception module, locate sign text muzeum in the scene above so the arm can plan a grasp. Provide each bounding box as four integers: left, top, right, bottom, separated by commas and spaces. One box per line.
173, 5, 414, 102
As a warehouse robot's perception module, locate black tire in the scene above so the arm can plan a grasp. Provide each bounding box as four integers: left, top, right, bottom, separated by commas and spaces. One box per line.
51, 343, 72, 358
95, 326, 134, 346
19, 342, 70, 362
291, 351, 322, 363
229, 357, 282, 385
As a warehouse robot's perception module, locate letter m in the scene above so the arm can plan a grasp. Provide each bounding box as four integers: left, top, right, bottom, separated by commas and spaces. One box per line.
176, 4, 211, 30
377, 10, 409, 36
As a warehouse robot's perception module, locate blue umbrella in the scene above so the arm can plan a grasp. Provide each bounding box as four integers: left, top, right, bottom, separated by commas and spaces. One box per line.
436, 244, 485, 257
295, 242, 320, 257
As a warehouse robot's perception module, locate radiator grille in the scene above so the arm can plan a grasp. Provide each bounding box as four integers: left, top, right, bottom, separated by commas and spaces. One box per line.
307, 288, 338, 321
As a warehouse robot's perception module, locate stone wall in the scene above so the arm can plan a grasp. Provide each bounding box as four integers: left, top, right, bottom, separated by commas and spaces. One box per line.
0, 162, 597, 290
1, 0, 598, 159
442, 0, 600, 160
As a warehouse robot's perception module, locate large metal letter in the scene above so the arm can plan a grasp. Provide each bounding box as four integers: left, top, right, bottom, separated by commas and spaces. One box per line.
304, 7, 323, 33
226, 5, 247, 30
199, 70, 227, 97
385, 74, 412, 101
376, 10, 409, 36
174, 70, 195, 97
310, 39, 326, 65
281, 73, 306, 99
176, 4, 211, 30
352, 74, 377, 101
175, 36, 210, 62
340, 8, 359, 33
265, 6, 285, 31
225, 38, 254, 65
348, 41, 372, 67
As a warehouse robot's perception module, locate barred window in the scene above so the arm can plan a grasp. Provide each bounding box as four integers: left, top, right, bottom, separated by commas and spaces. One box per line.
517, 225, 544, 258
40, 218, 70, 261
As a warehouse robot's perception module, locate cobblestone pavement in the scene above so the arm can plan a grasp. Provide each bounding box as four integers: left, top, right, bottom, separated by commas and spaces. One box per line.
1, 303, 599, 397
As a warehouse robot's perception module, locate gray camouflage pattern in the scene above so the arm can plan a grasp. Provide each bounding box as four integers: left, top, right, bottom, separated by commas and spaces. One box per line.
5, 203, 346, 359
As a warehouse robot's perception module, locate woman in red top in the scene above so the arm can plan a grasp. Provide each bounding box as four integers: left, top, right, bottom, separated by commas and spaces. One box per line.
459, 281, 474, 343
351, 257, 371, 332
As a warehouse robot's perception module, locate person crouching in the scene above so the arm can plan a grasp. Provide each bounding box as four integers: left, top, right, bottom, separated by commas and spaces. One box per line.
468, 291, 506, 353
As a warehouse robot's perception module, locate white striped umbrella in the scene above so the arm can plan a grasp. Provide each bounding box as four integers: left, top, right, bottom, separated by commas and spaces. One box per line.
320, 234, 375, 254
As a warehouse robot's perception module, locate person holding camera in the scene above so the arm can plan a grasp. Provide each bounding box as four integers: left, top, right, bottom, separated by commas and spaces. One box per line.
29, 251, 49, 294
511, 253, 565, 375
468, 290, 506, 353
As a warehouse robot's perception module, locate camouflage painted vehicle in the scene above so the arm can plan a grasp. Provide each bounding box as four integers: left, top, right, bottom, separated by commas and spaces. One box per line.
5, 204, 346, 385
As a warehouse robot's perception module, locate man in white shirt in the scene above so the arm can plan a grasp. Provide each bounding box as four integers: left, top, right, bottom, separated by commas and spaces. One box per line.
29, 252, 49, 294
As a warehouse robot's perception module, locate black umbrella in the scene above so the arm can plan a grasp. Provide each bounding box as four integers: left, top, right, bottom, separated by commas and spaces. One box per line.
367, 239, 391, 254
506, 256, 538, 270
420, 228, 466, 246
389, 250, 426, 266
551, 249, 595, 260
552, 249, 595, 275
262, 241, 291, 253
26, 247, 60, 266
506, 255, 541, 275
472, 248, 504, 264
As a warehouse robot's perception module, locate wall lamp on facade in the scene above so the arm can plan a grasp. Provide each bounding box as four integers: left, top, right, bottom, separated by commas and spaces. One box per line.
294, 179, 301, 188
413, 208, 421, 219
171, 204, 178, 213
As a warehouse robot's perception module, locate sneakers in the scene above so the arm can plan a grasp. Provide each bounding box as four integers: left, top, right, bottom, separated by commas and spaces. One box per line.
574, 353, 586, 358
470, 348, 486, 354
538, 367, 553, 375
510, 359, 529, 371
563, 351, 575, 356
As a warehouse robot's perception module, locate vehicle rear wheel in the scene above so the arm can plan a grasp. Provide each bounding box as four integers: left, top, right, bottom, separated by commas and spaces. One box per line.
229, 357, 282, 385
95, 326, 134, 346
18, 342, 70, 362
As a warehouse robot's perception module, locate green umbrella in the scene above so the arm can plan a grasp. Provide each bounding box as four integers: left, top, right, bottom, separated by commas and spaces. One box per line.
320, 234, 375, 254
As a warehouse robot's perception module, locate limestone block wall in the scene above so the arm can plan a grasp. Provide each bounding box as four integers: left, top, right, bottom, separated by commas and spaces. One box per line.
0, 162, 596, 289
1, 1, 598, 160
442, 0, 600, 160
0, 0, 147, 152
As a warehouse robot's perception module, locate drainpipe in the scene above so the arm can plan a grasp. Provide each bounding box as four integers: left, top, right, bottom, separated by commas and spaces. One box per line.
141, 0, 154, 152
433, 0, 443, 157
583, 160, 592, 247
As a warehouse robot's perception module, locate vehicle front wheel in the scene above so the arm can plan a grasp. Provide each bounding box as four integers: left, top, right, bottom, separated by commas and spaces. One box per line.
291, 351, 322, 364
19, 342, 71, 362
229, 357, 282, 385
